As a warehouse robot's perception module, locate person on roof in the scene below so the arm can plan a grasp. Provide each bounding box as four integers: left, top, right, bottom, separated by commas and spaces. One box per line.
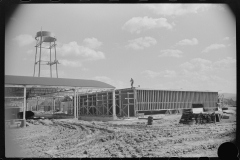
130, 78, 134, 88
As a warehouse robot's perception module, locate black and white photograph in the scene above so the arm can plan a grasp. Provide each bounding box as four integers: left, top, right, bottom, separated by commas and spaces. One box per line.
4, 3, 237, 158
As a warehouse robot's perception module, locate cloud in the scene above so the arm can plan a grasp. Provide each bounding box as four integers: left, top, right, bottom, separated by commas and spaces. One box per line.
202, 44, 226, 53
126, 37, 157, 50
163, 70, 177, 78
13, 34, 35, 46
141, 70, 161, 78
57, 41, 105, 60
83, 37, 102, 49
141, 69, 177, 78
59, 59, 82, 67
176, 38, 198, 46
180, 58, 212, 72
27, 49, 34, 55
155, 75, 235, 93
122, 16, 173, 34
154, 57, 236, 93
180, 57, 236, 72
143, 4, 212, 16
82, 68, 89, 71
212, 57, 236, 70
93, 76, 125, 89
223, 37, 229, 41
158, 49, 183, 58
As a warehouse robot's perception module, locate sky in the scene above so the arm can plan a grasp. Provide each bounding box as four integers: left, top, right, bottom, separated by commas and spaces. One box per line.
5, 4, 236, 93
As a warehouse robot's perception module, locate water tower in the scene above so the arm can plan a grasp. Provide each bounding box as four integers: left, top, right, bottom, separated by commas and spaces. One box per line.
33, 30, 60, 78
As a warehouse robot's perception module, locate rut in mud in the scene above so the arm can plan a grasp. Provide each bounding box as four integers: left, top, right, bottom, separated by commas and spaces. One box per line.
6, 114, 236, 158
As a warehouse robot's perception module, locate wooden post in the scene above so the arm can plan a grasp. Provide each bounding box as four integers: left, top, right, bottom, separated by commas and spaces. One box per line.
76, 88, 78, 118
23, 85, 26, 127
74, 88, 76, 119
119, 90, 121, 116
127, 92, 129, 117
112, 89, 116, 119
92, 96, 94, 114
107, 92, 109, 116
102, 95, 104, 116
87, 94, 89, 115
96, 93, 98, 115
133, 88, 137, 117
147, 90, 149, 111
157, 90, 159, 110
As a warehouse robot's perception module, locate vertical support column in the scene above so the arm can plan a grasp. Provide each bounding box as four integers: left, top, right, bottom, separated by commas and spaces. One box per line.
96, 93, 98, 115
119, 90, 121, 116
53, 98, 55, 114
33, 39, 38, 77
153, 91, 155, 110
92, 96, 94, 114
87, 94, 89, 115
102, 95, 104, 116
74, 88, 76, 119
38, 29, 42, 77
50, 42, 52, 78
157, 90, 159, 110
107, 92, 109, 116
22, 85, 26, 127
141, 90, 143, 111
76, 88, 78, 119
112, 89, 116, 120
133, 88, 137, 117
54, 40, 58, 78
127, 92, 129, 118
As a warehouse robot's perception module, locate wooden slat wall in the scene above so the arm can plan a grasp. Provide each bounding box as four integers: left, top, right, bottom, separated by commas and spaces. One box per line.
124, 89, 217, 112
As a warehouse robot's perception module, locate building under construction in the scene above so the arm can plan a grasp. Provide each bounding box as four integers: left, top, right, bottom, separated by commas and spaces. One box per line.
76, 87, 219, 119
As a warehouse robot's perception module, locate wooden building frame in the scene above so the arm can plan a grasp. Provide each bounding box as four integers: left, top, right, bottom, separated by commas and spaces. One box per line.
77, 87, 218, 118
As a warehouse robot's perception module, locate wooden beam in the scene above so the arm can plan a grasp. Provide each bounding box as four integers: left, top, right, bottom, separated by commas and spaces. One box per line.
127, 92, 129, 117
141, 90, 143, 111
87, 94, 88, 115
74, 88, 76, 118
96, 93, 98, 115
107, 92, 109, 116
119, 90, 121, 116
112, 89, 116, 118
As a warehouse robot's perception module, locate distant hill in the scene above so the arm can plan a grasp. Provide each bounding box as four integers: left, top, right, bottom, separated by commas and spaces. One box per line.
221, 93, 236, 101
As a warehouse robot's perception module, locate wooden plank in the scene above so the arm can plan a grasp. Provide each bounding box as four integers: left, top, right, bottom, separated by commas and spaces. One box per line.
167, 91, 169, 109
146, 90, 148, 111
157, 90, 159, 110
150, 90, 152, 110
162, 91, 164, 109
153, 90, 155, 110
140, 90, 142, 111
119, 90, 121, 116
106, 92, 108, 116
173, 91, 176, 109
162, 90, 164, 109
141, 90, 142, 111
134, 89, 137, 116
164, 91, 167, 109
127, 92, 129, 117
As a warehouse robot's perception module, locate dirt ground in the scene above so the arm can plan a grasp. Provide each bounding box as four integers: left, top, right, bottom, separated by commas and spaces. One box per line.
5, 113, 236, 158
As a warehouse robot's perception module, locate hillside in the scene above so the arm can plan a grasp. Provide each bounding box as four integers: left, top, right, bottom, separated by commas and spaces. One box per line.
221, 93, 236, 101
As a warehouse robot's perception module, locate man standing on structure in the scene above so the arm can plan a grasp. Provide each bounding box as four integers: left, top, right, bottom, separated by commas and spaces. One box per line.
130, 78, 134, 88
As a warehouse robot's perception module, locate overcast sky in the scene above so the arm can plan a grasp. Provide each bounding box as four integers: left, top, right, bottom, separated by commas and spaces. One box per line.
5, 4, 236, 93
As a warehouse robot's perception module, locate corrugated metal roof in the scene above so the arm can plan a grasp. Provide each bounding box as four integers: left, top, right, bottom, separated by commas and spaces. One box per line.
118, 87, 218, 93
5, 75, 115, 89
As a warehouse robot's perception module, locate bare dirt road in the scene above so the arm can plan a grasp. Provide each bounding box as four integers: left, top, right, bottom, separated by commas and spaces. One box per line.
5, 114, 236, 158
